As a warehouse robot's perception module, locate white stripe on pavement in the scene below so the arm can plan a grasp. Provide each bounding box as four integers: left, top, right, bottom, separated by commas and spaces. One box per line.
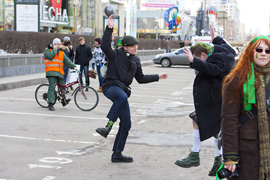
0, 134, 97, 145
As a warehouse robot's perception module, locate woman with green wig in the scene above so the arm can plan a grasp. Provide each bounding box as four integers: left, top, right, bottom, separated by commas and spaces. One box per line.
222, 35, 270, 180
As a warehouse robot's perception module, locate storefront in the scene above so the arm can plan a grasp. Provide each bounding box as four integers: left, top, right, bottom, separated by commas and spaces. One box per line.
0, 0, 124, 36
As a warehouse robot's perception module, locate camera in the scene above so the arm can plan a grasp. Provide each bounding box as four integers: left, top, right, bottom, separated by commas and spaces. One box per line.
217, 164, 239, 179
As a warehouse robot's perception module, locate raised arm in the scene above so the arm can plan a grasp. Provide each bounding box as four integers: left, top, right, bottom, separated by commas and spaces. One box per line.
101, 15, 116, 61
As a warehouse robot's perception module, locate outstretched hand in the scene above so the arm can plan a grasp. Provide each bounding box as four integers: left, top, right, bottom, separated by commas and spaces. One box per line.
209, 24, 215, 41
108, 14, 115, 28
159, 73, 168, 79
183, 47, 194, 63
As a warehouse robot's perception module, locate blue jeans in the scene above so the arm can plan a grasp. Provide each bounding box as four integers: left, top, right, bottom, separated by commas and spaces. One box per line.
96, 65, 104, 87
79, 65, 89, 86
103, 86, 131, 153
63, 65, 69, 84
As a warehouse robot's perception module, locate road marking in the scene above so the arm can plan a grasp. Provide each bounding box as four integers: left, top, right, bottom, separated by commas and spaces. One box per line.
39, 157, 72, 164
0, 110, 145, 118
0, 135, 97, 145
28, 164, 61, 169
41, 176, 56, 180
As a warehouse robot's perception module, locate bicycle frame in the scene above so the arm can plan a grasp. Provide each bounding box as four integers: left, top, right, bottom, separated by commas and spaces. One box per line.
56, 71, 87, 99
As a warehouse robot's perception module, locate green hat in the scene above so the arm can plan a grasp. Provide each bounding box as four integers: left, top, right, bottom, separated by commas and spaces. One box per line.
116, 38, 122, 47
122, 35, 139, 46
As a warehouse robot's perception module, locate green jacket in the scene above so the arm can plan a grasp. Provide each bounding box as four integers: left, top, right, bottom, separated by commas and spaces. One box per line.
44, 48, 76, 78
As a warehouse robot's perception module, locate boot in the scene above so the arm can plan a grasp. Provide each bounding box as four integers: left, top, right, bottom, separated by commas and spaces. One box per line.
97, 87, 103, 93
48, 103, 55, 111
175, 152, 200, 168
70, 86, 74, 91
96, 121, 114, 138
111, 152, 133, 163
208, 155, 222, 176
62, 98, 71, 107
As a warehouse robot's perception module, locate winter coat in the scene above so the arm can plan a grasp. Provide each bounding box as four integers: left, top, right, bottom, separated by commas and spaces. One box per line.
221, 78, 270, 180
75, 44, 92, 65
101, 26, 159, 96
43, 48, 76, 78
191, 36, 236, 141
93, 46, 105, 66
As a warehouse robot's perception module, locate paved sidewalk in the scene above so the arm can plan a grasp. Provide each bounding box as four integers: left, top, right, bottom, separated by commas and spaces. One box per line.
0, 60, 155, 91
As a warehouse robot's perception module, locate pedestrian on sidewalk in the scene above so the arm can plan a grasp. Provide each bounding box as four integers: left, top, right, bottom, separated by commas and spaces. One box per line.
75, 37, 93, 87
95, 14, 168, 163
165, 38, 171, 53
62, 37, 75, 91
175, 25, 236, 176
92, 37, 105, 93
44, 38, 77, 111
221, 36, 270, 180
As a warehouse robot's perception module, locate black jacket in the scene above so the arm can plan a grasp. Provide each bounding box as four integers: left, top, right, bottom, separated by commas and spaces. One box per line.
101, 26, 159, 96
75, 44, 92, 65
191, 36, 236, 141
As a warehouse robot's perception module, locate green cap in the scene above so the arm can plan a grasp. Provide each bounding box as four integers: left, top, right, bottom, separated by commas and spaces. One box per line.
122, 35, 139, 46
116, 38, 122, 47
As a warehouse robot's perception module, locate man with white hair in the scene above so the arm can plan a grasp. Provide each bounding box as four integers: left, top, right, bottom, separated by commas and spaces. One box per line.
44, 38, 77, 111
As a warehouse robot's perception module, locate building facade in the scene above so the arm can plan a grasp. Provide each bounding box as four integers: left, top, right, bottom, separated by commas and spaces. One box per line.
0, 0, 125, 37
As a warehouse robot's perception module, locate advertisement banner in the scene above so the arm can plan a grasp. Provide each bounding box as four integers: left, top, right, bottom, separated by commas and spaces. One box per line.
141, 0, 176, 9
104, 18, 119, 37
51, 0, 62, 15
16, 4, 38, 32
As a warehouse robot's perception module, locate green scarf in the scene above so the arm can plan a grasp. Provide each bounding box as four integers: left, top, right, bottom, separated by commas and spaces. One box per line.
254, 64, 270, 180
243, 62, 255, 110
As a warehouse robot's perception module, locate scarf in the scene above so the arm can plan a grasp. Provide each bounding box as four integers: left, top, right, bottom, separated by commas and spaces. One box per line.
254, 64, 270, 180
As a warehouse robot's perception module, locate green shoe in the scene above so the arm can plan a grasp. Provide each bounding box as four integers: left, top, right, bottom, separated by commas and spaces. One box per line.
208, 155, 222, 176
175, 152, 200, 168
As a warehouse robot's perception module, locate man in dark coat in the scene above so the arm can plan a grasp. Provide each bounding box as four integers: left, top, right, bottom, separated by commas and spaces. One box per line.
95, 14, 168, 163
175, 25, 236, 176
75, 37, 93, 87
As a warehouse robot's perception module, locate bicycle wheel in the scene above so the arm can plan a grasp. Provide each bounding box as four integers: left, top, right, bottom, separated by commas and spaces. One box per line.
35, 84, 50, 108
35, 84, 57, 108
74, 86, 99, 111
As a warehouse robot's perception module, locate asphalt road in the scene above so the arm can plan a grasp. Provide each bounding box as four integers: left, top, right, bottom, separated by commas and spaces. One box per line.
0, 64, 216, 180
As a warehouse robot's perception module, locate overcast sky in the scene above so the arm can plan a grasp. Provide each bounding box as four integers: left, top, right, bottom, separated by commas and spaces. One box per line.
238, 0, 270, 34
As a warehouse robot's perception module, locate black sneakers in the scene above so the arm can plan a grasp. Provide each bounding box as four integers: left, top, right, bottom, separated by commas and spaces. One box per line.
111, 152, 133, 163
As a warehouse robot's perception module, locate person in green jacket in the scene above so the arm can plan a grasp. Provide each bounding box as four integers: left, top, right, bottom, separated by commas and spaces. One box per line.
44, 38, 77, 111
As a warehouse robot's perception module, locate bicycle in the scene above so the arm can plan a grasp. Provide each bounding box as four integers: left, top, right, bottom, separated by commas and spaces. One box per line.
35, 70, 99, 111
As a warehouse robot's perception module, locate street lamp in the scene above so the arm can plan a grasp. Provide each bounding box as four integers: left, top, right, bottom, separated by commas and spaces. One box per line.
154, 18, 158, 40
73, 0, 79, 34
201, 29, 205, 36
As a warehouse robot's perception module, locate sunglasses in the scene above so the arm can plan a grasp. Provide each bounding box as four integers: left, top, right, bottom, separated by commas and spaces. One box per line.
255, 48, 270, 54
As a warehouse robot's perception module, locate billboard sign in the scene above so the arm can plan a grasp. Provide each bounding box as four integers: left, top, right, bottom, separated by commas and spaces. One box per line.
141, 0, 176, 9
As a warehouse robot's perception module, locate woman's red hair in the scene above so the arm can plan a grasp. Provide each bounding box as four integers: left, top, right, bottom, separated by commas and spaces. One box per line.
222, 37, 270, 103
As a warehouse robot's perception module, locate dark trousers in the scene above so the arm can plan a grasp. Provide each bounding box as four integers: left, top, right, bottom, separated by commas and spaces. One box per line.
103, 86, 131, 153
47, 76, 64, 103
79, 65, 90, 86
96, 65, 104, 87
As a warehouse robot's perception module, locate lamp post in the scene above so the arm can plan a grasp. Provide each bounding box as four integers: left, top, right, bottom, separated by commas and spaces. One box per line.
73, 0, 79, 34
154, 18, 158, 40
201, 29, 205, 36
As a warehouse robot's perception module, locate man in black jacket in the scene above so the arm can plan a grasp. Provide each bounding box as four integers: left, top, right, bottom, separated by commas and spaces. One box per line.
75, 37, 93, 87
175, 25, 236, 176
95, 15, 168, 163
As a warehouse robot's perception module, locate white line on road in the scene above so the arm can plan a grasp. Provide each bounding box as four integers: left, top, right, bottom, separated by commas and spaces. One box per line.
0, 110, 145, 118
41, 176, 56, 180
28, 164, 61, 169
0, 134, 97, 145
